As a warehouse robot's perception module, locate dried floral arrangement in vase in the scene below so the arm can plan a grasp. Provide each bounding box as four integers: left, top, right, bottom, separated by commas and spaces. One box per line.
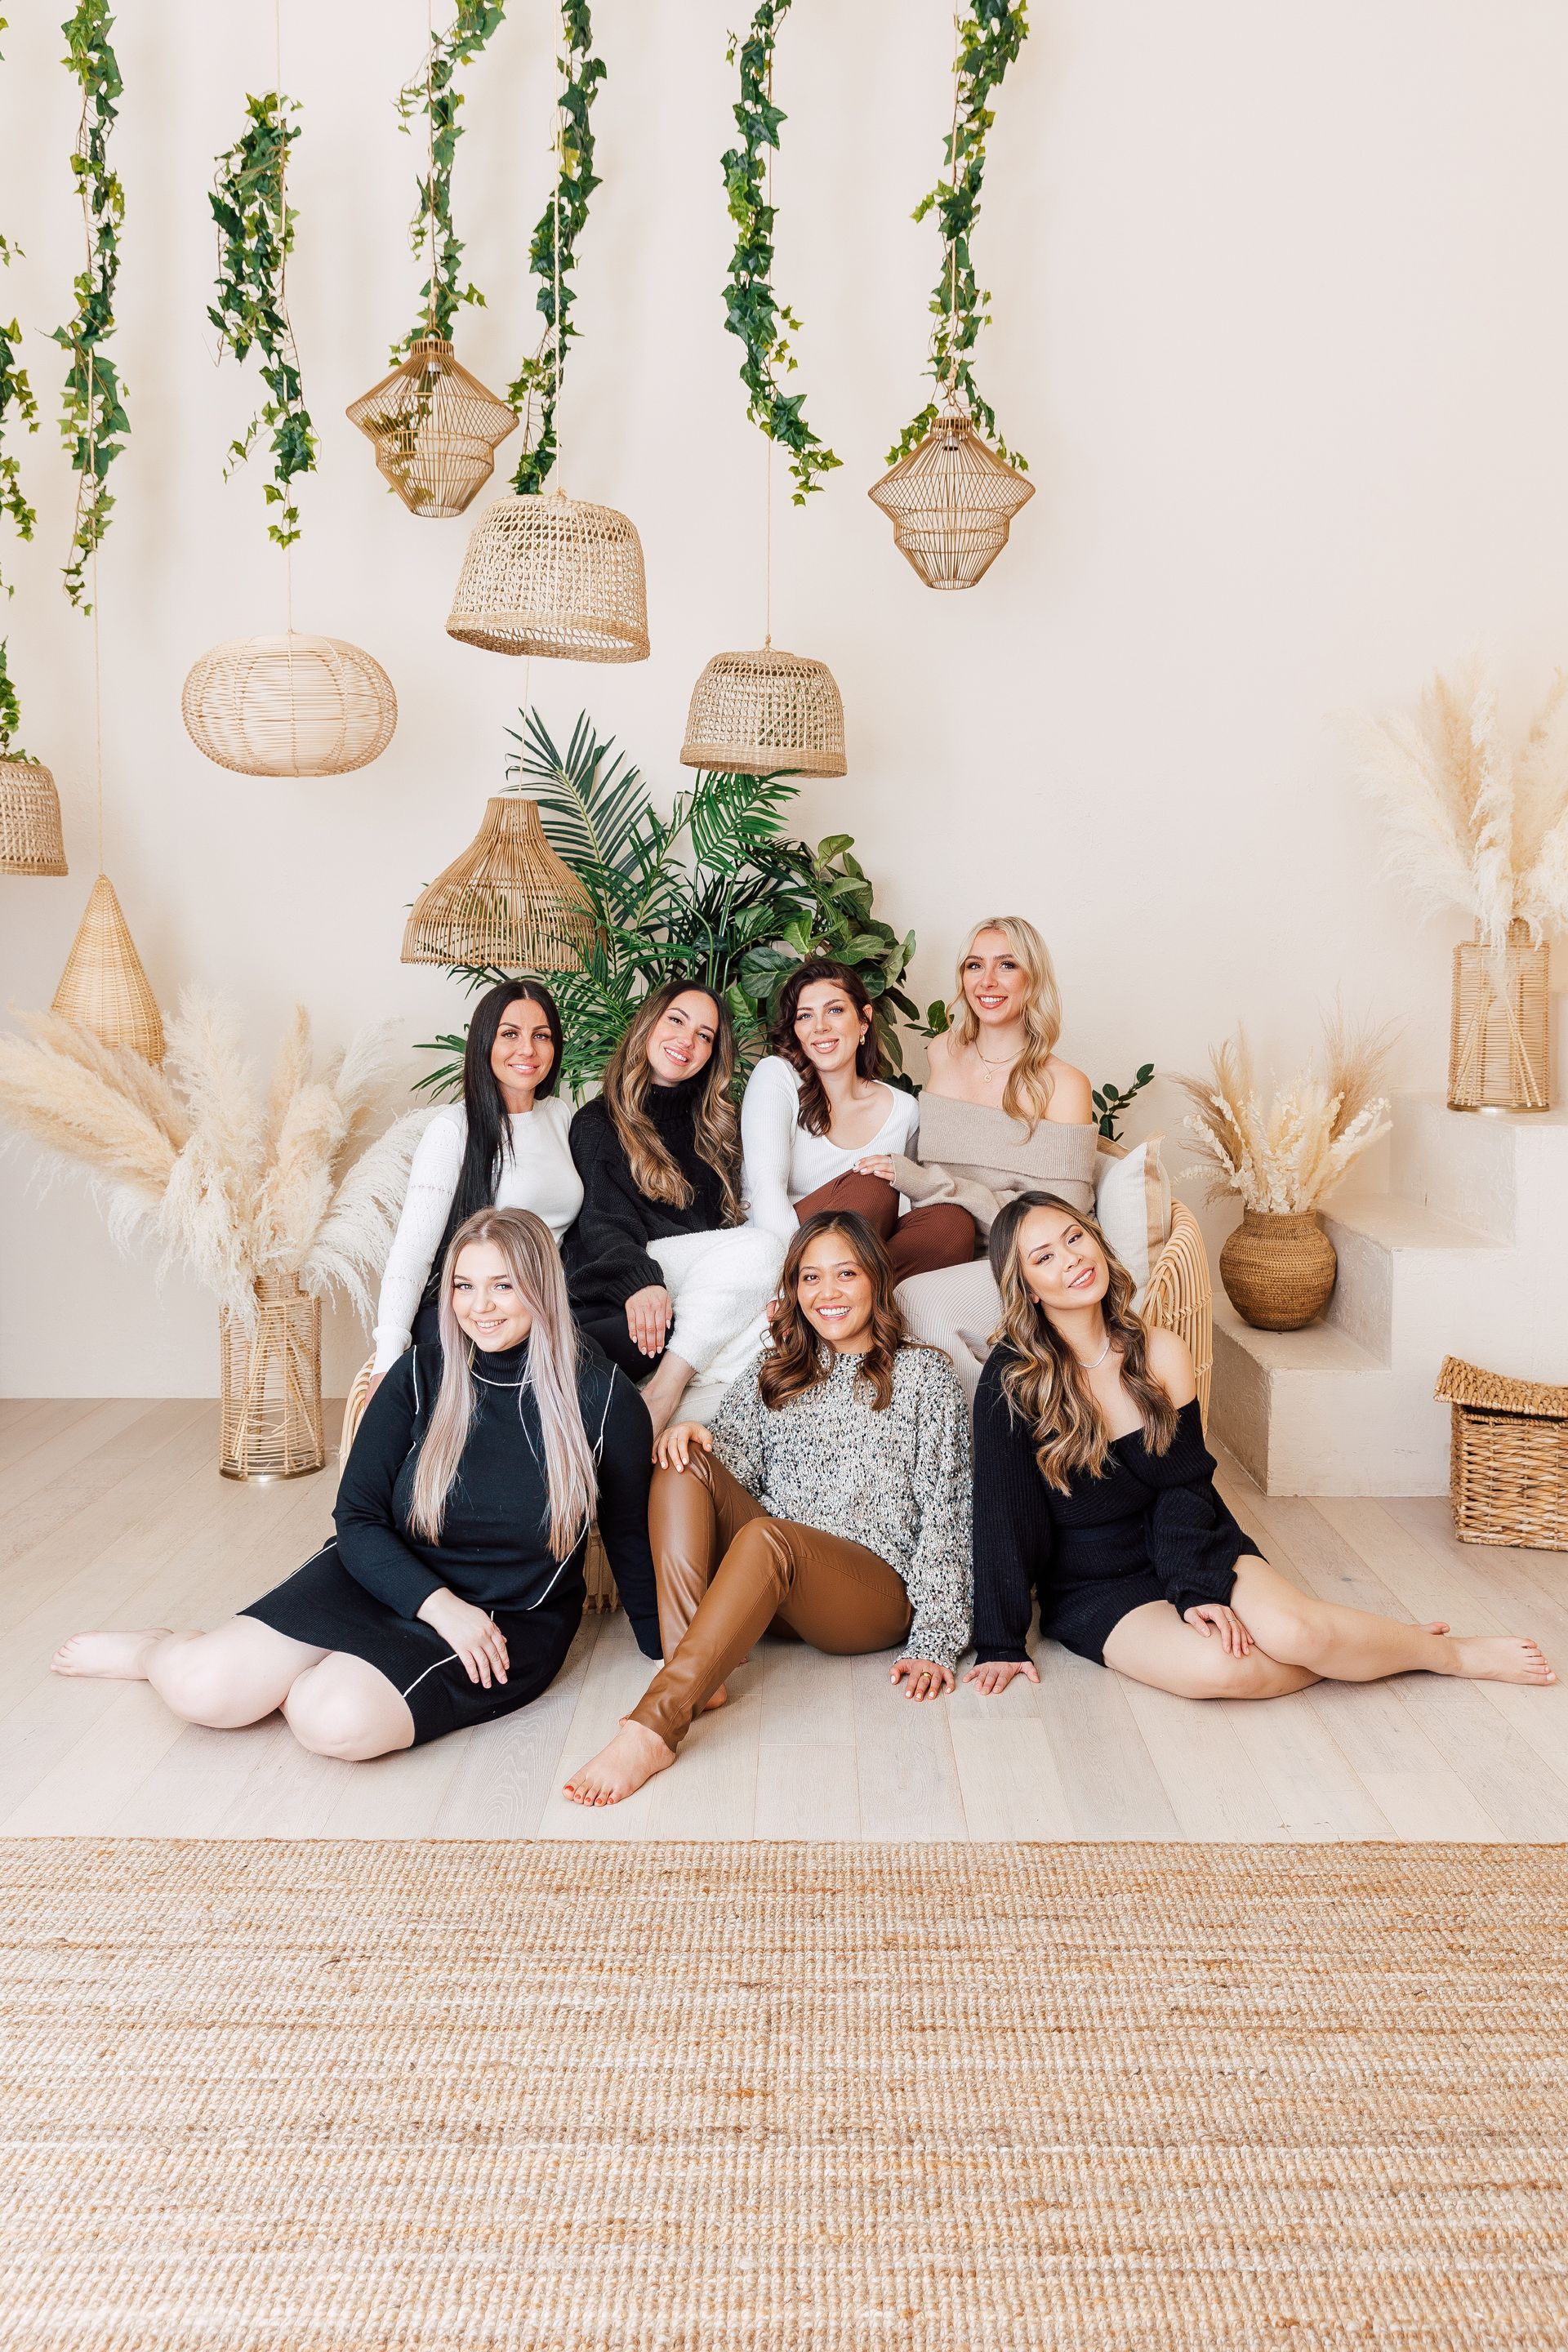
1178, 1014, 1392, 1332
1351, 657, 1568, 1111
0, 999, 430, 1477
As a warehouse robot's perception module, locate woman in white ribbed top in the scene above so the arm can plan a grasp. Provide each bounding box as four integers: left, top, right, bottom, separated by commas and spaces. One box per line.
741, 960, 976, 1285
370, 981, 583, 1383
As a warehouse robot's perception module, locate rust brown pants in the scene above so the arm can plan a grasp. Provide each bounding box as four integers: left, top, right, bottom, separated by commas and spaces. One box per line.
630, 1450, 912, 1752
794, 1171, 974, 1283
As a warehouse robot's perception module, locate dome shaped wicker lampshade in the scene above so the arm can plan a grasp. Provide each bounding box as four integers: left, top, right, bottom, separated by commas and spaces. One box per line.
0, 758, 68, 875
679, 644, 847, 777
446, 488, 649, 662
868, 407, 1035, 591
182, 634, 399, 777
345, 336, 518, 520
401, 795, 595, 971
51, 873, 164, 1062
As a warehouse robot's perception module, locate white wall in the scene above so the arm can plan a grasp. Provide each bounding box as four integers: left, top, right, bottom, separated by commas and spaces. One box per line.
2, 0, 1566, 1396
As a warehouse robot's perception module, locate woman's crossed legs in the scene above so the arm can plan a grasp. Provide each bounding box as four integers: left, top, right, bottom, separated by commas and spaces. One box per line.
1101, 1552, 1554, 1696
51, 1619, 416, 1758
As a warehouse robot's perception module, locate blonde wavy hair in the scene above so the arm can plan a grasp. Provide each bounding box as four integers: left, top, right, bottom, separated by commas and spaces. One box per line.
987, 1190, 1178, 1491
600, 979, 744, 1223
948, 915, 1064, 1131
408, 1207, 597, 1559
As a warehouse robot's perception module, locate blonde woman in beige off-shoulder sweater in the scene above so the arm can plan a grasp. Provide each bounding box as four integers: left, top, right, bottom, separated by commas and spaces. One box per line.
867, 917, 1098, 1398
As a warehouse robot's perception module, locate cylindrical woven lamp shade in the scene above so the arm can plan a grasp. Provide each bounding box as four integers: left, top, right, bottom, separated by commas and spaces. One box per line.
0, 759, 67, 875
402, 795, 595, 971
220, 1276, 325, 1481
446, 488, 650, 662
868, 408, 1035, 590
51, 873, 164, 1062
1448, 920, 1551, 1112
680, 645, 847, 777
345, 336, 518, 520
182, 634, 398, 777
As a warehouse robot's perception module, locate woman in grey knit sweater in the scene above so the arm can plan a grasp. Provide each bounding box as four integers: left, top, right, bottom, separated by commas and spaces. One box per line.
564, 1209, 973, 1806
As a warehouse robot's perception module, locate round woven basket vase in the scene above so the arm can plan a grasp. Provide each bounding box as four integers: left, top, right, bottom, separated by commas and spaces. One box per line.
1219, 1209, 1338, 1332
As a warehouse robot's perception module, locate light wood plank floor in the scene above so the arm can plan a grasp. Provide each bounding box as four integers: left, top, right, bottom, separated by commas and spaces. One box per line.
4, 1396, 1568, 1842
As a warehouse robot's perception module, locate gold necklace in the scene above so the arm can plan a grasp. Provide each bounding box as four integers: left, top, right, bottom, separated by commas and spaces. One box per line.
973, 1037, 1021, 1075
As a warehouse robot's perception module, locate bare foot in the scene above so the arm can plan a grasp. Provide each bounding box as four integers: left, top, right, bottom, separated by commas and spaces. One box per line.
51, 1628, 170, 1682
1423, 1621, 1450, 1636
1449, 1635, 1556, 1686
702, 1684, 728, 1713
563, 1719, 675, 1806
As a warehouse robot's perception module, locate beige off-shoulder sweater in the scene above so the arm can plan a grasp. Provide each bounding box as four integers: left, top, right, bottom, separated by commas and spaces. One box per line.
890, 1094, 1098, 1235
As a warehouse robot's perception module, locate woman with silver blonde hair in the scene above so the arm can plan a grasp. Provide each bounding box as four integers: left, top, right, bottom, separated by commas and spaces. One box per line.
51, 1209, 663, 1757
884, 917, 1098, 1397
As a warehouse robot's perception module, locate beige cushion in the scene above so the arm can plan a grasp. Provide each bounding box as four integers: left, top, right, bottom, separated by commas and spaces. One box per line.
1094, 1134, 1172, 1302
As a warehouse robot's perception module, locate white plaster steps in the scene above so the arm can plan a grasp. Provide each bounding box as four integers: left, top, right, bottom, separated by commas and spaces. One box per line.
1321, 1194, 1503, 1365
1209, 1298, 1423, 1498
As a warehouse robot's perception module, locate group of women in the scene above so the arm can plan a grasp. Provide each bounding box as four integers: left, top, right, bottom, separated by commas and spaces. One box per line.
54, 918, 1556, 1802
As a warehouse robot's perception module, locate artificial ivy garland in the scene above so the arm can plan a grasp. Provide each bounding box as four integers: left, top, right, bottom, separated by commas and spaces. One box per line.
208, 93, 317, 549
891, 0, 1029, 468
54, 0, 128, 609
395, 1, 506, 355
507, 0, 604, 497
0, 16, 38, 602
720, 0, 838, 504
0, 639, 29, 760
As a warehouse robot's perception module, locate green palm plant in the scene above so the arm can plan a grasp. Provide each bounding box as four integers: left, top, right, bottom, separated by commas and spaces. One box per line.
415, 709, 922, 1098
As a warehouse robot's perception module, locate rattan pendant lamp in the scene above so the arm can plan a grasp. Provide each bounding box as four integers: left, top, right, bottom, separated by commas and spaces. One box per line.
0, 659, 68, 875
183, 18, 397, 777
401, 793, 594, 971
446, 35, 648, 664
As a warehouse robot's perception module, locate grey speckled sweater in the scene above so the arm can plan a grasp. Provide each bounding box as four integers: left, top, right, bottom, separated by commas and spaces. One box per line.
707, 1344, 973, 1670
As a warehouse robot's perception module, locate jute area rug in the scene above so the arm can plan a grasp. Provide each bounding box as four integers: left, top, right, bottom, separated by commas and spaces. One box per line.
2, 1842, 1565, 2351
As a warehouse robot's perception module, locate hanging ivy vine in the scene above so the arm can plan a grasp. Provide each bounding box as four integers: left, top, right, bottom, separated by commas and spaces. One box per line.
53, 0, 128, 609
0, 17, 39, 599
507, 2, 604, 497
890, 0, 1029, 468
0, 638, 29, 760
208, 94, 316, 549
395, 2, 506, 354
719, 2, 837, 504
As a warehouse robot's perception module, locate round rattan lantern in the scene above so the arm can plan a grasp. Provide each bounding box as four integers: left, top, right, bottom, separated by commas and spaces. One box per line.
51, 873, 164, 1062
446, 487, 649, 662
868, 406, 1035, 590
680, 644, 847, 777
181, 634, 398, 777
0, 758, 67, 875
346, 336, 518, 519
402, 795, 595, 971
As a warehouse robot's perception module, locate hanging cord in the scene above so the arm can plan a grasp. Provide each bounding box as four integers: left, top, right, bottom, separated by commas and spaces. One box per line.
274, 0, 295, 636
425, 0, 437, 336
762, 53, 773, 647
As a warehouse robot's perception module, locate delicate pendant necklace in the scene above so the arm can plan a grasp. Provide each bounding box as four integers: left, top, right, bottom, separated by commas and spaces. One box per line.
973, 1038, 1021, 1076
1075, 1330, 1113, 1371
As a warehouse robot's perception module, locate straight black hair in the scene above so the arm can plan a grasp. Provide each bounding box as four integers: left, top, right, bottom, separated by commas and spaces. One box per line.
418, 982, 566, 1316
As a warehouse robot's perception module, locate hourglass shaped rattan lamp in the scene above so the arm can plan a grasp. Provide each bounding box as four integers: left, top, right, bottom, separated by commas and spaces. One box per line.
347, 336, 517, 520
401, 795, 595, 971
868, 404, 1034, 590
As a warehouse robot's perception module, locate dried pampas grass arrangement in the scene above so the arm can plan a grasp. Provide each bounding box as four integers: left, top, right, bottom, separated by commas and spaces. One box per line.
1178, 1010, 1394, 1215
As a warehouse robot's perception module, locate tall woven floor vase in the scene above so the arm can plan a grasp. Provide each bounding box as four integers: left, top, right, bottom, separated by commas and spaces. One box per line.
1219, 1209, 1338, 1331
219, 1275, 324, 1481
1448, 920, 1551, 1111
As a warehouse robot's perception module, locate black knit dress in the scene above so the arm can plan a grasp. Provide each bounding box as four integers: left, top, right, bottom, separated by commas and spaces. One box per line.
971, 1347, 1265, 1667
564, 1082, 733, 1378
243, 1336, 661, 1744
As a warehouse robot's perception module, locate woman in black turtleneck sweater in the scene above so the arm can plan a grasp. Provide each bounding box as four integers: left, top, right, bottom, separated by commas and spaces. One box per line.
566, 980, 784, 1433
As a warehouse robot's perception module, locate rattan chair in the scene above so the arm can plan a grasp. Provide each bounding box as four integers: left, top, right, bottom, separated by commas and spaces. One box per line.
1098, 1136, 1214, 1423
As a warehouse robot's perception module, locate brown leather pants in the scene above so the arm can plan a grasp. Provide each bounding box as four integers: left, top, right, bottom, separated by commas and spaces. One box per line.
630, 1450, 912, 1752
794, 1170, 974, 1283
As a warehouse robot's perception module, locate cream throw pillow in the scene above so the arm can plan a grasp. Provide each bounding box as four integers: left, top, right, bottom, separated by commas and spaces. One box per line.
1093, 1134, 1172, 1305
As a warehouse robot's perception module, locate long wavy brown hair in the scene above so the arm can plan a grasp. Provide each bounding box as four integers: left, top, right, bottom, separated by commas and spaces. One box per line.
987, 1190, 1178, 1490
769, 957, 880, 1138
948, 915, 1064, 1132
759, 1209, 912, 1413
600, 978, 744, 1223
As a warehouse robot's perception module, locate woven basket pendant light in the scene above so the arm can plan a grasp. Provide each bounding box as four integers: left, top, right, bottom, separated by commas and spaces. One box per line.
402, 794, 595, 971
182, 633, 398, 777
868, 403, 1034, 591
347, 336, 518, 519
0, 757, 68, 875
447, 488, 648, 662
681, 644, 846, 777
52, 873, 164, 1062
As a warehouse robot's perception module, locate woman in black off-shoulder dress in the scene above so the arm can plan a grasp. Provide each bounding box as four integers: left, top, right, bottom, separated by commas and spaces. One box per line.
964, 1192, 1554, 1703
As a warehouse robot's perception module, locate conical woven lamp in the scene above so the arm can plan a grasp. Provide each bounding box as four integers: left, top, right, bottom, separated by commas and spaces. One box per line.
868, 406, 1034, 591
402, 795, 595, 971
51, 874, 164, 1062
0, 757, 68, 875
680, 644, 847, 777
446, 488, 649, 662
346, 336, 518, 520
181, 633, 398, 777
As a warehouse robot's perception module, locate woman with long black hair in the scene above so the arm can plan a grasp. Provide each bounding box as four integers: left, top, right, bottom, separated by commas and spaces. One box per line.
368, 978, 581, 1396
